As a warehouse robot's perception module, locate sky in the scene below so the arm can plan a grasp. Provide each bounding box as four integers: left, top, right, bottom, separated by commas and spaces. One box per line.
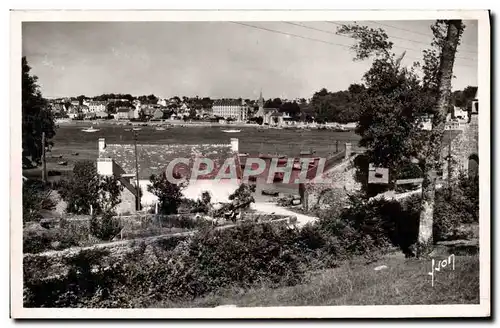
22, 20, 478, 100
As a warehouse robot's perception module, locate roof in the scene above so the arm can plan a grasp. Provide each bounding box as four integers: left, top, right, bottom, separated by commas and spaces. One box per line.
116, 107, 132, 113
100, 142, 242, 180
213, 99, 243, 107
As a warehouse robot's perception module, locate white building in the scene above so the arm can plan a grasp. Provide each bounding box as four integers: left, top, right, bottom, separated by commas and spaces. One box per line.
88, 101, 107, 113
212, 99, 248, 121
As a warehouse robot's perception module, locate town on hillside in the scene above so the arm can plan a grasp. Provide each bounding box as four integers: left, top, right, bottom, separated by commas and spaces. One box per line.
17, 15, 486, 316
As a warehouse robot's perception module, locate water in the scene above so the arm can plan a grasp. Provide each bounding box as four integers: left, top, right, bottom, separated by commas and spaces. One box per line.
48, 124, 361, 199
52, 124, 360, 159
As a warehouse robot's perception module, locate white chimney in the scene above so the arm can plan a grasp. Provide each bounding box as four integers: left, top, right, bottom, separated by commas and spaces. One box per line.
230, 138, 239, 153
98, 138, 106, 153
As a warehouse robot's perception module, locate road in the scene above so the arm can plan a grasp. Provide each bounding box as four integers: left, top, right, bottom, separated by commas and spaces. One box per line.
251, 202, 318, 227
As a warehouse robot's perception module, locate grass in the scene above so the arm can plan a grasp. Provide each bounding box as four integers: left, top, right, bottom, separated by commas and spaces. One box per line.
148, 254, 479, 308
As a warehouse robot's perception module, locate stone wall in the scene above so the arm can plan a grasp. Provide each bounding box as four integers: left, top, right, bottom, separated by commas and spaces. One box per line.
441, 114, 479, 181
302, 158, 361, 211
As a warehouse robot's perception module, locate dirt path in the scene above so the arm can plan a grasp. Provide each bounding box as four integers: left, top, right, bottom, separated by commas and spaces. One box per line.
251, 202, 318, 227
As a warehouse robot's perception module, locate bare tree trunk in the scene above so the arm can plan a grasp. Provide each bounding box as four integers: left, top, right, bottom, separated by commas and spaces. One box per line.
41, 132, 47, 183
417, 20, 463, 256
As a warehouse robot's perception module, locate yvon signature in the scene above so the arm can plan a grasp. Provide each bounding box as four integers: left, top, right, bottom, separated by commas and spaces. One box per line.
428, 254, 455, 287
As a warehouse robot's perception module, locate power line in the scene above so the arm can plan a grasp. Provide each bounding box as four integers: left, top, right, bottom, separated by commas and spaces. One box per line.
231, 21, 476, 68
366, 21, 478, 52
285, 21, 431, 57
325, 21, 477, 60
231, 21, 352, 50
285, 21, 476, 65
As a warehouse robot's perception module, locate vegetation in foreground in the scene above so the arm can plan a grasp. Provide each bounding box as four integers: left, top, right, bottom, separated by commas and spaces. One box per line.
151, 254, 479, 308
23, 173, 478, 308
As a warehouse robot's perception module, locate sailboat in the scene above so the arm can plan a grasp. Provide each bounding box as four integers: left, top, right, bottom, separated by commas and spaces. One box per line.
222, 129, 241, 133
81, 126, 100, 132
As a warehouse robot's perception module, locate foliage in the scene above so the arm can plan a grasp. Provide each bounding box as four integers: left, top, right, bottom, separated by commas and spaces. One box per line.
335, 22, 463, 188
58, 161, 123, 215
148, 172, 185, 215
23, 223, 309, 307
310, 86, 365, 124
22, 57, 56, 166
22, 180, 55, 223
90, 212, 123, 241
23, 221, 86, 254
213, 184, 256, 221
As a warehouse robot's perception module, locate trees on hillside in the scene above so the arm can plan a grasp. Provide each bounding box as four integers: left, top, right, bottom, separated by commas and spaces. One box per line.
22, 57, 56, 167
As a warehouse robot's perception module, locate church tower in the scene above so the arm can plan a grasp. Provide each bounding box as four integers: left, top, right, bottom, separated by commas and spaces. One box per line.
256, 90, 265, 117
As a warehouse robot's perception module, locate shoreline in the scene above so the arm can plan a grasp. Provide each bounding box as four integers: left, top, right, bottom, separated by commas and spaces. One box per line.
56, 119, 357, 131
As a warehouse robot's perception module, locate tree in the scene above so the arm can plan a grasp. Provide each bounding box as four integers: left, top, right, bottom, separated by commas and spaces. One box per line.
337, 24, 436, 188
264, 98, 283, 109
338, 20, 466, 256
279, 101, 301, 117
22, 57, 56, 167
58, 160, 123, 215
418, 20, 464, 254
22, 180, 55, 223
148, 172, 185, 215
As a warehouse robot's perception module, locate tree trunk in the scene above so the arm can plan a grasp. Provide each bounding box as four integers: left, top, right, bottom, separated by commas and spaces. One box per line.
417, 20, 463, 256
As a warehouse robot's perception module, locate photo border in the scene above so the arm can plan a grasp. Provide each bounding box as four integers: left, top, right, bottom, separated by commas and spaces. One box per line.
10, 9, 491, 319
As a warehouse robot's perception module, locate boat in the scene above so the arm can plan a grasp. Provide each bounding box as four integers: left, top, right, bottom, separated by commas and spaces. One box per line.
57, 161, 68, 166
221, 129, 241, 133
132, 127, 142, 131
155, 127, 166, 131
81, 126, 100, 133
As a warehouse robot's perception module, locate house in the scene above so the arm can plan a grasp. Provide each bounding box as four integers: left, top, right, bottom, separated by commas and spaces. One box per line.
115, 107, 131, 120
71, 100, 80, 107
140, 104, 157, 118
212, 99, 248, 121
95, 111, 109, 119
157, 98, 168, 107
96, 137, 242, 214
85, 112, 97, 119
51, 103, 65, 114
67, 107, 81, 119
152, 108, 164, 120
88, 101, 108, 113
79, 105, 90, 114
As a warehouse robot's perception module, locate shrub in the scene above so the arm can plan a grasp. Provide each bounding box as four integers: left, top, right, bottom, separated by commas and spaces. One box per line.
23, 222, 84, 254
23, 180, 55, 223
90, 212, 123, 241
148, 172, 184, 215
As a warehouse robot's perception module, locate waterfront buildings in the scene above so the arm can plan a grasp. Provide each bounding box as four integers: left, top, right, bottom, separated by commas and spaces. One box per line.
212, 99, 248, 122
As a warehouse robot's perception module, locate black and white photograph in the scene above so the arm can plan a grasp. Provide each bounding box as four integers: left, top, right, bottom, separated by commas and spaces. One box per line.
10, 10, 490, 318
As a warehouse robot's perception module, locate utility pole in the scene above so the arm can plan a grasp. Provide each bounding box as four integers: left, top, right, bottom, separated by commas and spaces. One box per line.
133, 131, 141, 211
41, 132, 47, 183
417, 20, 463, 256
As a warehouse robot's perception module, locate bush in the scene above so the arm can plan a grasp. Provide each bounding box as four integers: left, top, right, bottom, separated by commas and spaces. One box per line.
23, 222, 85, 254
23, 180, 56, 223
90, 212, 122, 241
24, 223, 311, 307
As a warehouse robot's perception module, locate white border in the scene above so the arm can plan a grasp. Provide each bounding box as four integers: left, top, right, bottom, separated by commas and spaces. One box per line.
10, 9, 490, 319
